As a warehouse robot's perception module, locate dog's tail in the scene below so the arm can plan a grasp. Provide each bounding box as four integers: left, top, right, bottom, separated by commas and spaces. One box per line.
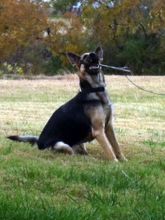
7, 135, 38, 145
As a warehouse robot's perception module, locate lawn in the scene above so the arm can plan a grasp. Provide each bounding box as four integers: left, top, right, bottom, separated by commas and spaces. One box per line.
0, 75, 165, 220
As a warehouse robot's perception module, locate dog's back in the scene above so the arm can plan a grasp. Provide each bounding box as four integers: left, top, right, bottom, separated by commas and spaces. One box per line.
38, 92, 92, 149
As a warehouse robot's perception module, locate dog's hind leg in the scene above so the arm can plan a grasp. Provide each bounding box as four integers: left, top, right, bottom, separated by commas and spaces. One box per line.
105, 123, 127, 161
73, 144, 88, 155
53, 142, 74, 155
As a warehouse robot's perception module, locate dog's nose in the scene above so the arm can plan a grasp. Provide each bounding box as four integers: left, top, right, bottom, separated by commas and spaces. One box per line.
89, 53, 98, 63
89, 53, 96, 58
89, 53, 97, 59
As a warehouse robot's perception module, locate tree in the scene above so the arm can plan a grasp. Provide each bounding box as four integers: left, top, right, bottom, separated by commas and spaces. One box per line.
0, 0, 48, 62
81, 0, 165, 74
51, 0, 77, 14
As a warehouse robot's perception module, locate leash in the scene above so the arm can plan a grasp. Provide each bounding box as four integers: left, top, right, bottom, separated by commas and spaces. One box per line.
100, 64, 165, 96
100, 64, 132, 73
124, 75, 165, 96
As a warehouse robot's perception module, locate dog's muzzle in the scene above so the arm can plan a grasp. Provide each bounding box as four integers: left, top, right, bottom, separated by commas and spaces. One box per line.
80, 52, 101, 75
89, 65, 100, 70
88, 64, 101, 75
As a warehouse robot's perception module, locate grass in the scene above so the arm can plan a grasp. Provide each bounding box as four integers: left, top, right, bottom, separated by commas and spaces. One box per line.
0, 75, 165, 220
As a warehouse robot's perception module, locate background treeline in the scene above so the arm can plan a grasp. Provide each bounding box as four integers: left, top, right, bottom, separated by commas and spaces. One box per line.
0, 0, 164, 76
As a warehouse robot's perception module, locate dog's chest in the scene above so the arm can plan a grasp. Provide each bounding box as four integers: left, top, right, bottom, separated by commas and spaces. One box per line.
103, 103, 112, 126
85, 102, 112, 129
84, 91, 112, 125
101, 103, 112, 125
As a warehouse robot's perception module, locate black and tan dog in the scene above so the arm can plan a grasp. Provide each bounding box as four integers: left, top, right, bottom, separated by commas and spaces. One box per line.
7, 47, 126, 161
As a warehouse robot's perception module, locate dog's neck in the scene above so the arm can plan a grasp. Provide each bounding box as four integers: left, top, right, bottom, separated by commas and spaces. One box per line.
79, 79, 105, 93
79, 78, 110, 105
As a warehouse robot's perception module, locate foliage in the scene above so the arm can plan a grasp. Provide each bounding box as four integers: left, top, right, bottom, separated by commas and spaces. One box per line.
43, 56, 63, 75
45, 13, 90, 69
51, 0, 77, 15
0, 0, 48, 73
81, 0, 165, 74
43, 0, 165, 74
0, 0, 164, 75
0, 62, 24, 75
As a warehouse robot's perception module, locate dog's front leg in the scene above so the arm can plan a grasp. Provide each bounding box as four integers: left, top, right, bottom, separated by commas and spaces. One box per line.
93, 129, 118, 161
105, 123, 127, 161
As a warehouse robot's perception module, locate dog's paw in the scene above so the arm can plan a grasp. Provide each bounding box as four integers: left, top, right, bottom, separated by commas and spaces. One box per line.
114, 158, 119, 162
119, 156, 128, 162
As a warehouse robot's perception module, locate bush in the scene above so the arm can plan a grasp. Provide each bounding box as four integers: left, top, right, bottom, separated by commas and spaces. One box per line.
43, 56, 63, 75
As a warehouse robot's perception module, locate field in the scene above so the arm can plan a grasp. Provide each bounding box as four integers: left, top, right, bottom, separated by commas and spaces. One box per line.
0, 75, 165, 220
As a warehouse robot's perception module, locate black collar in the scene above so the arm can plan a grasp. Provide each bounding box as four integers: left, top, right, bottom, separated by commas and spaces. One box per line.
81, 86, 105, 94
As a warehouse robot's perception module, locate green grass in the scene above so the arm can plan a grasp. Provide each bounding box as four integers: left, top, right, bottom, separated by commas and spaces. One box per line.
0, 75, 165, 220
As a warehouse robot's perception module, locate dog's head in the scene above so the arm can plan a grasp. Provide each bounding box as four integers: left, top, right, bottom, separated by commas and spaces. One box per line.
66, 47, 105, 88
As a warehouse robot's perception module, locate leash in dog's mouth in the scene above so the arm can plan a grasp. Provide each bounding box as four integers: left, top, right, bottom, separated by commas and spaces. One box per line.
100, 64, 132, 73
89, 64, 132, 74
89, 65, 100, 70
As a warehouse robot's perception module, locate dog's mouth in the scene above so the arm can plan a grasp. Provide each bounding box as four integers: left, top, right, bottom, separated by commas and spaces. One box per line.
87, 64, 101, 75
89, 65, 100, 70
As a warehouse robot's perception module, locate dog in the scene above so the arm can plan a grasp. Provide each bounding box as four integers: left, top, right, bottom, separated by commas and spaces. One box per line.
7, 47, 127, 161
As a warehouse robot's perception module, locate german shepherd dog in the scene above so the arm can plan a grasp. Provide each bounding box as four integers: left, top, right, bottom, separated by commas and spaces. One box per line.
7, 47, 126, 161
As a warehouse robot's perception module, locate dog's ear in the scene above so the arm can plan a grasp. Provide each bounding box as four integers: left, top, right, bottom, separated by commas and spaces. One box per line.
66, 52, 80, 67
95, 47, 103, 62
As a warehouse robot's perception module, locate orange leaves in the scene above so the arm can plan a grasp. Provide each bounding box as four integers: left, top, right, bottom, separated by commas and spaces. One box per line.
0, 0, 48, 61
